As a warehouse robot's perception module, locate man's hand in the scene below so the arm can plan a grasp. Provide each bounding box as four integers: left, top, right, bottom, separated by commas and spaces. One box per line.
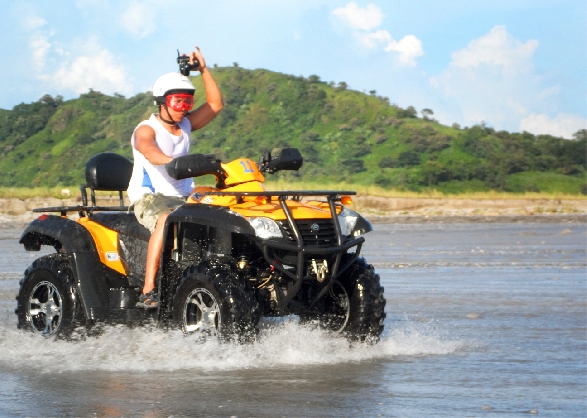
185, 46, 223, 131
189, 47, 206, 72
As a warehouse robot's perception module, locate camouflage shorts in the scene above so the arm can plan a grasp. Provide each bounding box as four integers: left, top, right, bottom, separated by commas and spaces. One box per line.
132, 193, 186, 233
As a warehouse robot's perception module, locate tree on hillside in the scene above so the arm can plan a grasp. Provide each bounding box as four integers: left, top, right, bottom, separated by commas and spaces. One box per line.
421, 108, 433, 120
397, 105, 417, 118
572, 129, 586, 141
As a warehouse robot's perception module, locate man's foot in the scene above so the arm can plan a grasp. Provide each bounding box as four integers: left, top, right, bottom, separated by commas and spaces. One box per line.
136, 290, 159, 309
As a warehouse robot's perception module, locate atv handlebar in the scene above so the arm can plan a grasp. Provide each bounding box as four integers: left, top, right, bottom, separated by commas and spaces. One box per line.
165, 154, 223, 180
258, 148, 303, 173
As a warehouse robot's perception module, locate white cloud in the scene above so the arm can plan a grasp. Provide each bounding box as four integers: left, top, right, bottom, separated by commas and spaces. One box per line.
30, 32, 53, 69
428, 25, 584, 135
22, 16, 47, 31
20, 8, 134, 98
385, 34, 423, 66
332, 2, 383, 31
75, 0, 106, 9
355, 29, 391, 49
333, 2, 423, 67
121, 1, 157, 39
22, 11, 53, 70
519, 113, 587, 139
450, 25, 538, 72
50, 48, 132, 95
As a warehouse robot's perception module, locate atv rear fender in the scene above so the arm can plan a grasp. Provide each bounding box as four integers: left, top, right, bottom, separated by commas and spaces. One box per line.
20, 215, 130, 320
20, 215, 97, 253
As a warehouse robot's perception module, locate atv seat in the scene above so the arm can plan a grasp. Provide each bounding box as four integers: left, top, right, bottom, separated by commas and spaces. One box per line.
81, 152, 133, 207
91, 212, 151, 242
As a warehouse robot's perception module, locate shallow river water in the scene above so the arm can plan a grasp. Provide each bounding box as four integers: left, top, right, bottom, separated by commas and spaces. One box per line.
0, 221, 585, 417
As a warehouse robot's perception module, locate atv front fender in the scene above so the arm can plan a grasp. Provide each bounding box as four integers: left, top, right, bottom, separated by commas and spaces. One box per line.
167, 204, 255, 235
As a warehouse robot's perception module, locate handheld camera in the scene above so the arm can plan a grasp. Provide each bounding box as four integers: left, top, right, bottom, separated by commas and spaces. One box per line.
177, 49, 200, 76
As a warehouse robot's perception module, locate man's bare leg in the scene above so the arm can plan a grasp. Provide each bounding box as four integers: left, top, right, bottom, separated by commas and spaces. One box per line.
142, 213, 169, 295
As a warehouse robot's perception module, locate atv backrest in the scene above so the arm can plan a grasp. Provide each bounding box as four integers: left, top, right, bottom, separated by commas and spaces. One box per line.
82, 153, 133, 206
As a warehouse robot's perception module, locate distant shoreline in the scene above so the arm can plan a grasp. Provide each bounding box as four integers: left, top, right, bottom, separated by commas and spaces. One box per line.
0, 195, 584, 226
366, 214, 586, 224
2, 215, 584, 232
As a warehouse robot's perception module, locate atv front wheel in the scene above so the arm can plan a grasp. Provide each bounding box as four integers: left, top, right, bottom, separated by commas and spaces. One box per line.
16, 254, 81, 337
307, 257, 386, 341
313, 279, 351, 333
172, 265, 260, 342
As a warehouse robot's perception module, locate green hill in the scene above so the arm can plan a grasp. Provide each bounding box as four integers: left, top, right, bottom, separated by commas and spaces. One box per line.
0, 66, 585, 194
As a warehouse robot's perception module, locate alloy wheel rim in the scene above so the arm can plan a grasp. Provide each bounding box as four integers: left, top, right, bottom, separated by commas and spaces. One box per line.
28, 281, 63, 336
183, 288, 221, 336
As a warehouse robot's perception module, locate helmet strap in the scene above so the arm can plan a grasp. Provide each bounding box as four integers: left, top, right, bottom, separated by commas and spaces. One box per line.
159, 105, 179, 126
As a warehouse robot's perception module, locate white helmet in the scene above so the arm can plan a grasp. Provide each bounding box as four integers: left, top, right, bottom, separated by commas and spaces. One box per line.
152, 72, 196, 105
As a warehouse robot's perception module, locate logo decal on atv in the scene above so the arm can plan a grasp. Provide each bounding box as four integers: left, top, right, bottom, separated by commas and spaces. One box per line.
240, 160, 255, 173
311, 223, 320, 232
202, 196, 214, 204
106, 252, 119, 262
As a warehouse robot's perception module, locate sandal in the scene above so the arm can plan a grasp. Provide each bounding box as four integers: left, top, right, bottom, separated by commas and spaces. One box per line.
136, 290, 159, 309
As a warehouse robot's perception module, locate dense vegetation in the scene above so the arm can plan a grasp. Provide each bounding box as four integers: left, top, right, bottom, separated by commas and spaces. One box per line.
0, 66, 585, 194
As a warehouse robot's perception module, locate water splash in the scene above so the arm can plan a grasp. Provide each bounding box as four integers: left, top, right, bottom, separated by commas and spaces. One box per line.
0, 316, 464, 373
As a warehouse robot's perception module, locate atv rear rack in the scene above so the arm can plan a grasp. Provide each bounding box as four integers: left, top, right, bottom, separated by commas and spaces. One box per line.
32, 205, 129, 217
31, 182, 130, 216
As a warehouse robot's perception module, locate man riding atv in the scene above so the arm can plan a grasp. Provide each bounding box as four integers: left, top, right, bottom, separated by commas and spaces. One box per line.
128, 46, 223, 309
16, 51, 386, 343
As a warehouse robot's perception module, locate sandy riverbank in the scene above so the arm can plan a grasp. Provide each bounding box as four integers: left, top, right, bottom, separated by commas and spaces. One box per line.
0, 195, 585, 224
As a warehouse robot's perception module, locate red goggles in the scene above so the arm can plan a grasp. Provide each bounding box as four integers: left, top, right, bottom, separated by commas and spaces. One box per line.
166, 94, 194, 111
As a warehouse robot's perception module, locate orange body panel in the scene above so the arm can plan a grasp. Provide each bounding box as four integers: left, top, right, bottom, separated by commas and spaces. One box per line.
222, 158, 265, 186
78, 217, 126, 275
184, 157, 345, 220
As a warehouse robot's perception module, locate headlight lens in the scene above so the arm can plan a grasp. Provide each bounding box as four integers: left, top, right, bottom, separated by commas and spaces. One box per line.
338, 207, 359, 236
247, 217, 283, 239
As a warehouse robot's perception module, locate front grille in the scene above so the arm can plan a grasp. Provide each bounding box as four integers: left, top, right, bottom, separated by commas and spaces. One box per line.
277, 220, 337, 246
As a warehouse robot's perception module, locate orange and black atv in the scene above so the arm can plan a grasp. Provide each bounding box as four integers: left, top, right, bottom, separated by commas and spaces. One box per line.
16, 149, 385, 341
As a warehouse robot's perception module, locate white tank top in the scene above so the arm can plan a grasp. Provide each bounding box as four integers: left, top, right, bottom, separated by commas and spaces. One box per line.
127, 114, 194, 203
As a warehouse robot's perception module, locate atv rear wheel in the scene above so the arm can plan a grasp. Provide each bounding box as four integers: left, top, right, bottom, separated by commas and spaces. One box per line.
172, 265, 260, 342
16, 254, 81, 338
307, 257, 386, 341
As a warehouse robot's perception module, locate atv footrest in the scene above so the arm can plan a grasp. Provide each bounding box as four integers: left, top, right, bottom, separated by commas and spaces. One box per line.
110, 287, 141, 308
90, 307, 157, 323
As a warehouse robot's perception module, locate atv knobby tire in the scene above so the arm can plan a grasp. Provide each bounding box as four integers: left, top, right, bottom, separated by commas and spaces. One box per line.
16, 254, 82, 338
172, 265, 260, 342
310, 257, 386, 341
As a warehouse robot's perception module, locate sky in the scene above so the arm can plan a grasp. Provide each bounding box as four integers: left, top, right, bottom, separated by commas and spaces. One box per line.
1, 0, 585, 138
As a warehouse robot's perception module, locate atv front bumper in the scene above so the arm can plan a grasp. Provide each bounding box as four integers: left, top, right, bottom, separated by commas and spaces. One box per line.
207, 191, 367, 312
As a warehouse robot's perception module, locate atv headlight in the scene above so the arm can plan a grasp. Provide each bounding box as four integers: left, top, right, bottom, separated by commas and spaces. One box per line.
247, 217, 283, 239
338, 207, 359, 236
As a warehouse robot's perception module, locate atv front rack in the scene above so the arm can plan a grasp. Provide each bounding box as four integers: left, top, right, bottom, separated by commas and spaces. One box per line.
194, 190, 355, 203
202, 190, 364, 312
